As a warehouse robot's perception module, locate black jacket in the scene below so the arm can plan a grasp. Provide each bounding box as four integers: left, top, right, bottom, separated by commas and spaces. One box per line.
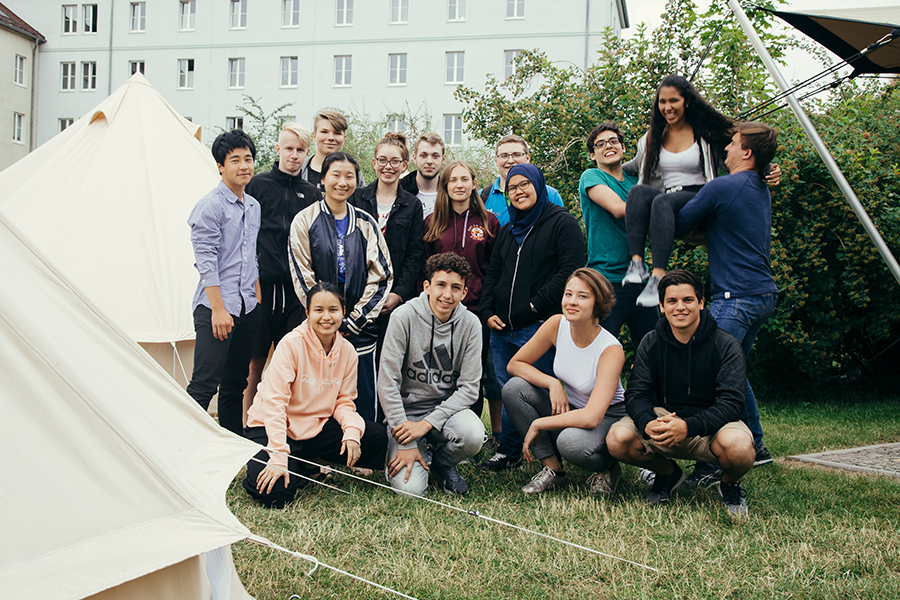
350, 181, 424, 302
246, 162, 320, 285
479, 203, 585, 330
399, 171, 419, 196
625, 310, 747, 439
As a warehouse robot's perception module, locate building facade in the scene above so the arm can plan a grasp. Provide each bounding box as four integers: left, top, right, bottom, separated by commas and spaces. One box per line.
0, 2, 44, 170
14, 0, 628, 147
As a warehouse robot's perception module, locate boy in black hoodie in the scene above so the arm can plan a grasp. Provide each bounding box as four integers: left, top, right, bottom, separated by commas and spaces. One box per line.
607, 270, 755, 515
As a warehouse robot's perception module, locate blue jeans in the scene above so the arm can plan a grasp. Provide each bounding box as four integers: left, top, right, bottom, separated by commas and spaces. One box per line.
491, 322, 556, 459
707, 293, 776, 450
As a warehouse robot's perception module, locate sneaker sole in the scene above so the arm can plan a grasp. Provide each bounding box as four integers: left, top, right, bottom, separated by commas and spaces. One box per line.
753, 457, 774, 467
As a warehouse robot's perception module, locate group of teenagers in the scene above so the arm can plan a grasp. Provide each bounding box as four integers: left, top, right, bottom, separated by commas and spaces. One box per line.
187, 74, 781, 516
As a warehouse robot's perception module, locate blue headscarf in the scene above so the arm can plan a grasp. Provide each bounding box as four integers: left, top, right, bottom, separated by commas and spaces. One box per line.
506, 163, 549, 246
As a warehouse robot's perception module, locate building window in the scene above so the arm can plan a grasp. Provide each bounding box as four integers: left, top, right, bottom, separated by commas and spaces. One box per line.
231, 0, 247, 28
283, 0, 299, 27
14, 55, 26, 86
63, 5, 78, 34
229, 58, 245, 88
504, 49, 522, 78
507, 0, 524, 19
226, 117, 244, 130
448, 0, 466, 21
83, 4, 98, 33
61, 62, 76, 90
130, 60, 145, 75
386, 115, 405, 133
281, 56, 298, 87
180, 1, 196, 30
334, 55, 352, 86
445, 51, 464, 84
59, 118, 74, 132
443, 114, 462, 145
178, 59, 194, 89
388, 53, 407, 85
390, 0, 408, 24
336, 0, 353, 26
81, 61, 97, 90
130, 2, 146, 32
13, 112, 24, 143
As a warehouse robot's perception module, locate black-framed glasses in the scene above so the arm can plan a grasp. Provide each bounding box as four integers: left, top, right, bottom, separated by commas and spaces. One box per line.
496, 152, 526, 161
507, 179, 533, 193
593, 138, 622, 151
375, 157, 405, 167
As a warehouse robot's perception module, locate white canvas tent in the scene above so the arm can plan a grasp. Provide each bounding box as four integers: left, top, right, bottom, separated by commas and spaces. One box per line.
0, 72, 219, 386
0, 212, 258, 598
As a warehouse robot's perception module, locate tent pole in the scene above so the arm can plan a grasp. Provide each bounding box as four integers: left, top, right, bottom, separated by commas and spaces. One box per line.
727, 0, 900, 286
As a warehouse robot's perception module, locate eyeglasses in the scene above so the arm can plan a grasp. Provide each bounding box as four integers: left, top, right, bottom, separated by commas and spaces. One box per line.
375, 157, 405, 167
496, 152, 526, 161
507, 179, 533, 193
593, 138, 622, 151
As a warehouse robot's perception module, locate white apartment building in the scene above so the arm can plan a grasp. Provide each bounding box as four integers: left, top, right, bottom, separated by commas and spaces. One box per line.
14, 0, 629, 147
0, 2, 44, 170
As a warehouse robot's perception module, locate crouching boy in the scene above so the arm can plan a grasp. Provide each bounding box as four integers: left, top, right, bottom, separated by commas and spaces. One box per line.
379, 253, 485, 496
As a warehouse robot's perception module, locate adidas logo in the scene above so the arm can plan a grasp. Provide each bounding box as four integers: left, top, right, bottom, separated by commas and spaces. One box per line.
406, 343, 460, 384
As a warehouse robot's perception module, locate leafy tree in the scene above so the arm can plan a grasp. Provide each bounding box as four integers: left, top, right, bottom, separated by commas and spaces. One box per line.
228, 95, 295, 173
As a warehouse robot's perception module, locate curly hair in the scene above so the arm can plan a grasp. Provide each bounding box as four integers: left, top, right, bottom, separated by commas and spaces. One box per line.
425, 252, 473, 283
642, 75, 734, 181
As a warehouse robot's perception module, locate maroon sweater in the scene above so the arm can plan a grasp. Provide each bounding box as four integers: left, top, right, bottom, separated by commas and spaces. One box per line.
423, 208, 501, 312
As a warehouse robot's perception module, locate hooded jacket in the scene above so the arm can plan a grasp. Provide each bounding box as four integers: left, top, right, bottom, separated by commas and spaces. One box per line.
479, 202, 585, 331
625, 309, 747, 439
246, 162, 321, 285
377, 292, 482, 450
246, 321, 363, 468
350, 181, 425, 302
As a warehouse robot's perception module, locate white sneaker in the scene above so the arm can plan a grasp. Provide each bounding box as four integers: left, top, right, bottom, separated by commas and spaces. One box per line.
636, 276, 660, 307
622, 259, 650, 286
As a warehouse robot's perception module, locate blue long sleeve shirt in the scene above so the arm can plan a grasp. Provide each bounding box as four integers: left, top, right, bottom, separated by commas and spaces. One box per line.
189, 181, 261, 316
675, 170, 777, 300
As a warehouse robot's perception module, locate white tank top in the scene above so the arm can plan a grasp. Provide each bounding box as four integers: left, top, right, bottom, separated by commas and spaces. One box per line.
658, 142, 706, 188
552, 318, 625, 410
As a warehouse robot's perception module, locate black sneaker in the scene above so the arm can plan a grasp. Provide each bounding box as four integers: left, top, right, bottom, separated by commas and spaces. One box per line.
432, 461, 469, 495
424, 442, 435, 467
644, 461, 685, 505
754, 445, 774, 467
682, 462, 724, 489
718, 480, 748, 516
478, 452, 522, 472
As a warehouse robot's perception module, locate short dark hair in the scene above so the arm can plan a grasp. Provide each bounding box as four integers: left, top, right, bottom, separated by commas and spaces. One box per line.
425, 253, 472, 283
658, 269, 705, 304
321, 151, 359, 178
734, 122, 778, 172
306, 281, 346, 313
586, 122, 624, 154
566, 268, 616, 322
212, 129, 256, 166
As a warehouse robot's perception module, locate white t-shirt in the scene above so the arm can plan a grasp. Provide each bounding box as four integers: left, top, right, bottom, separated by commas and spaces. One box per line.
552, 318, 625, 409
658, 142, 706, 189
377, 200, 394, 232
417, 191, 437, 219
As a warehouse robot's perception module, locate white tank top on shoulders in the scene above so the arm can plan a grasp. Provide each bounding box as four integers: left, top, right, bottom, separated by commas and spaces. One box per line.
658, 141, 706, 189
552, 318, 625, 410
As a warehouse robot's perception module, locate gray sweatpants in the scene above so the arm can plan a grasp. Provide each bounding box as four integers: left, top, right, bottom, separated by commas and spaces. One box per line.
387, 407, 484, 497
502, 376, 627, 472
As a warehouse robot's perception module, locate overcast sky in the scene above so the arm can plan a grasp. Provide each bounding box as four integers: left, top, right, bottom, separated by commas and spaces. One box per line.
625, 1, 899, 83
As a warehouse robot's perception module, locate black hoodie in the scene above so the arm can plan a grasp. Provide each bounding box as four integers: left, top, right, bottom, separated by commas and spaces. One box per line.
624, 309, 747, 439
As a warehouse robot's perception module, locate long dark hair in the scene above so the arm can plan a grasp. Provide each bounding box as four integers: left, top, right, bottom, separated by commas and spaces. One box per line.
642, 75, 734, 180
423, 160, 495, 243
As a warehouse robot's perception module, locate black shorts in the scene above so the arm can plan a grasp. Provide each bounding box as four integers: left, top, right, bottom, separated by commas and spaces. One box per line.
252, 283, 306, 359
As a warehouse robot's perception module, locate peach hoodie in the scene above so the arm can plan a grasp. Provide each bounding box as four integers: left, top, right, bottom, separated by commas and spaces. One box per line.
246, 321, 363, 468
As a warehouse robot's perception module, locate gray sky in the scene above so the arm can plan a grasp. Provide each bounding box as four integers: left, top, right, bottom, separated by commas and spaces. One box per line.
625, 1, 899, 82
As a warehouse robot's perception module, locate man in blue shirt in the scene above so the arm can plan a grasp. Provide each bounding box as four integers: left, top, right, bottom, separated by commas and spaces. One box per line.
675, 121, 779, 470
187, 129, 262, 436
480, 134, 565, 226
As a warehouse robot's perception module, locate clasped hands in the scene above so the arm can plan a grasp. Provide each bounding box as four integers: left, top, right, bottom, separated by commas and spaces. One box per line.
644, 413, 688, 447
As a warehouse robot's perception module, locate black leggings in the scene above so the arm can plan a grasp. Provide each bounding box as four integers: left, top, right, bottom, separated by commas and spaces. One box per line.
625, 185, 699, 270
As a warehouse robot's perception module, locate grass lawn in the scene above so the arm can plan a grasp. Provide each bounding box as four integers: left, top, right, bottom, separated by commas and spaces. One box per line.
228, 388, 900, 599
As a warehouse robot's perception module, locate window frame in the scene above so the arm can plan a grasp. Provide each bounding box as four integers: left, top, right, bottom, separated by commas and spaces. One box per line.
177, 58, 195, 89
333, 55, 352, 87
228, 57, 246, 88
129, 60, 145, 76
130, 2, 146, 32
59, 118, 75, 132
388, 53, 407, 86
83, 4, 98, 34
443, 114, 462, 146
62, 5, 78, 34
230, 0, 247, 29
390, 0, 409, 24
179, 0, 196, 31
504, 49, 522, 79
282, 0, 300, 27
445, 51, 464, 85
448, 0, 466, 22
12, 112, 24, 144
60, 62, 76, 91
280, 56, 298, 87
335, 0, 353, 26
226, 116, 244, 130
81, 61, 97, 90
506, 0, 525, 19
14, 55, 26, 87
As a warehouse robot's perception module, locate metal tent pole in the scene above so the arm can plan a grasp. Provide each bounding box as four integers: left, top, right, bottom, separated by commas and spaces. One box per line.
727, 0, 900, 286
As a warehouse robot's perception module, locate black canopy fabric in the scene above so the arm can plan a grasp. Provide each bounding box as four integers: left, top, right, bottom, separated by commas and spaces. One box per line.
770, 7, 900, 76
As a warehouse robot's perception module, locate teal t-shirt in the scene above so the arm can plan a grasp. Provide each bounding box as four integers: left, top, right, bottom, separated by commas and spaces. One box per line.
578, 168, 637, 282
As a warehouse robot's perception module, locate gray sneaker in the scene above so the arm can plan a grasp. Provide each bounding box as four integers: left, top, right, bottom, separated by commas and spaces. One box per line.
636, 275, 660, 307
718, 480, 748, 516
521, 466, 568, 495
587, 462, 622, 496
622, 259, 650, 286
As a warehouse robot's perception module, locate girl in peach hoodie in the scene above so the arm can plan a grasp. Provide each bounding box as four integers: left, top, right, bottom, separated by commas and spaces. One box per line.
243, 282, 388, 508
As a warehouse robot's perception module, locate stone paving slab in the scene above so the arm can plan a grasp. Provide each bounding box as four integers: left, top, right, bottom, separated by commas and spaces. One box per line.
787, 442, 900, 478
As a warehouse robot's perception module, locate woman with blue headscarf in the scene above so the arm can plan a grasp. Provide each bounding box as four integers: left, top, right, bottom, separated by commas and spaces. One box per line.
478, 163, 586, 472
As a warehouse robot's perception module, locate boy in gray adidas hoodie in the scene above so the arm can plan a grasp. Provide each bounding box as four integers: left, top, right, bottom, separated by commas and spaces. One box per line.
378, 253, 485, 496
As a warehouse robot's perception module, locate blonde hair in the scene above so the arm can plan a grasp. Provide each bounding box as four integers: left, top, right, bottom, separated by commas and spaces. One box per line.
495, 134, 529, 155
279, 122, 311, 148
